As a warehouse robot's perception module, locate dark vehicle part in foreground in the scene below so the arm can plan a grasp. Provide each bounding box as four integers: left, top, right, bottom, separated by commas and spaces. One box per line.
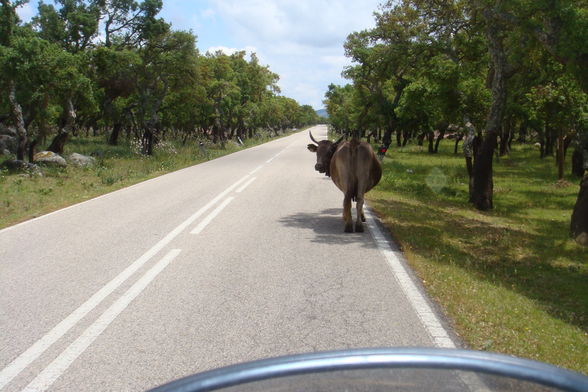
149, 348, 588, 392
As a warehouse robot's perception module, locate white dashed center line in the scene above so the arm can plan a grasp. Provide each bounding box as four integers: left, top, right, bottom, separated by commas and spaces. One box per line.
190, 197, 235, 235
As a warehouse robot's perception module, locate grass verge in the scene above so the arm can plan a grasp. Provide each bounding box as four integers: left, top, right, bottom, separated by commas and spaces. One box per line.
367, 142, 588, 374
0, 131, 295, 230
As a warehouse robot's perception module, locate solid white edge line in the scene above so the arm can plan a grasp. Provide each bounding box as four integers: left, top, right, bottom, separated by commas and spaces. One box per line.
236, 177, 256, 193
190, 197, 235, 235
21, 249, 182, 392
364, 207, 456, 349
365, 207, 492, 391
0, 174, 250, 391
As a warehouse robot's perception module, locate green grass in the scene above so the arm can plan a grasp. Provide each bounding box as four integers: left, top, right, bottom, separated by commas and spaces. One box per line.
0, 131, 291, 229
367, 142, 588, 374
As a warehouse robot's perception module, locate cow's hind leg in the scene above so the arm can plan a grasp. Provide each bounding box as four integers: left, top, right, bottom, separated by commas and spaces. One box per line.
355, 195, 365, 232
343, 193, 353, 232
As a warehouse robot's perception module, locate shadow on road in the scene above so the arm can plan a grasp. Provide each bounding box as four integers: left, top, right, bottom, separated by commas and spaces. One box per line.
279, 208, 378, 249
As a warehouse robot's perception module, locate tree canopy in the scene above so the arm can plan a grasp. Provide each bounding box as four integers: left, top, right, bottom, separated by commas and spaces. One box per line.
325, 0, 588, 211
0, 0, 320, 158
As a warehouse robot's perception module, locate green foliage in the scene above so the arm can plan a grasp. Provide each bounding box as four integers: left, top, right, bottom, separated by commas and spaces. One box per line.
1, 0, 319, 157
0, 27, 96, 137
33, 0, 101, 52
334, 0, 588, 136
524, 72, 588, 132
323, 83, 355, 132
459, 76, 492, 130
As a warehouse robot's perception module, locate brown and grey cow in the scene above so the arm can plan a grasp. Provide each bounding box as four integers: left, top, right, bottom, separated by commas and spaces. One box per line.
307, 131, 382, 233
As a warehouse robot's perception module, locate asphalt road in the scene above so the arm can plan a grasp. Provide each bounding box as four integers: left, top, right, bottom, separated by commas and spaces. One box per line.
0, 125, 459, 391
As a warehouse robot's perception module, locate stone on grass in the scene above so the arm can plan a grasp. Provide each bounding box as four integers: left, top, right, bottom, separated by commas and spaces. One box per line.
69, 153, 96, 167
1, 159, 43, 176
33, 151, 67, 167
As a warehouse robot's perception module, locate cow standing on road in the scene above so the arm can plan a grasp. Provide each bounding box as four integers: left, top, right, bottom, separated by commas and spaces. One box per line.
308, 131, 382, 233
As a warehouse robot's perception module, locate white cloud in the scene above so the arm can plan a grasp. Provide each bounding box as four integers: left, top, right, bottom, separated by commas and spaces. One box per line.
16, 1, 36, 23
210, 0, 382, 108
201, 8, 216, 19
320, 55, 352, 70
213, 0, 378, 48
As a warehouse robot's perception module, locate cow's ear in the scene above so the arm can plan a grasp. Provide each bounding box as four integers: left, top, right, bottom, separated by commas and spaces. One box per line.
307, 144, 317, 152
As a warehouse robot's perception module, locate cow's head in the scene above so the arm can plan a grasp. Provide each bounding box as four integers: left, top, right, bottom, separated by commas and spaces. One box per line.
307, 131, 344, 176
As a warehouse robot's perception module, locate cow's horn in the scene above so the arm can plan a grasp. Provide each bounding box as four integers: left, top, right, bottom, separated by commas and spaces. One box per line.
309, 131, 320, 144
334, 134, 345, 144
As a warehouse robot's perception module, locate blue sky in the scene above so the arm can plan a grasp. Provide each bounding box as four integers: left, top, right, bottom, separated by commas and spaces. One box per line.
18, 0, 384, 109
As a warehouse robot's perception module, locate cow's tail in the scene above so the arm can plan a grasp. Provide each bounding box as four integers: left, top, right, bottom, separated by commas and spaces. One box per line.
348, 139, 360, 202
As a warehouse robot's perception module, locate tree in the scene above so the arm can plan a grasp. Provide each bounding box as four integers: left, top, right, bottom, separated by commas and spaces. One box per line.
2, 0, 316, 164
299, 105, 320, 127
96, 0, 140, 47
0, 0, 28, 160
33, 0, 101, 53
525, 72, 587, 180
324, 84, 355, 134
135, 29, 197, 154
93, 46, 140, 145
31, 0, 101, 154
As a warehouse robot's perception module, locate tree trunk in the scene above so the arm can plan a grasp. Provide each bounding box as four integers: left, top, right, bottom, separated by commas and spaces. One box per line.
556, 134, 565, 180
141, 109, 159, 155
499, 118, 512, 156
507, 126, 514, 152
47, 133, 69, 155
517, 121, 527, 143
545, 125, 555, 157
28, 139, 37, 163
570, 175, 588, 246
563, 135, 572, 157
142, 128, 153, 155
472, 131, 498, 210
7, 80, 27, 161
454, 134, 463, 154
571, 148, 585, 177
48, 98, 76, 154
539, 128, 546, 158
382, 127, 393, 151
434, 126, 446, 153
463, 124, 477, 202
472, 9, 509, 211
402, 129, 410, 146
427, 131, 435, 153
141, 120, 157, 155
108, 122, 122, 145
466, 156, 474, 201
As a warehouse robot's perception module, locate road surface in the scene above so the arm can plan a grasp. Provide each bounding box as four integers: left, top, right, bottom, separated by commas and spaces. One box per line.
0, 125, 459, 391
